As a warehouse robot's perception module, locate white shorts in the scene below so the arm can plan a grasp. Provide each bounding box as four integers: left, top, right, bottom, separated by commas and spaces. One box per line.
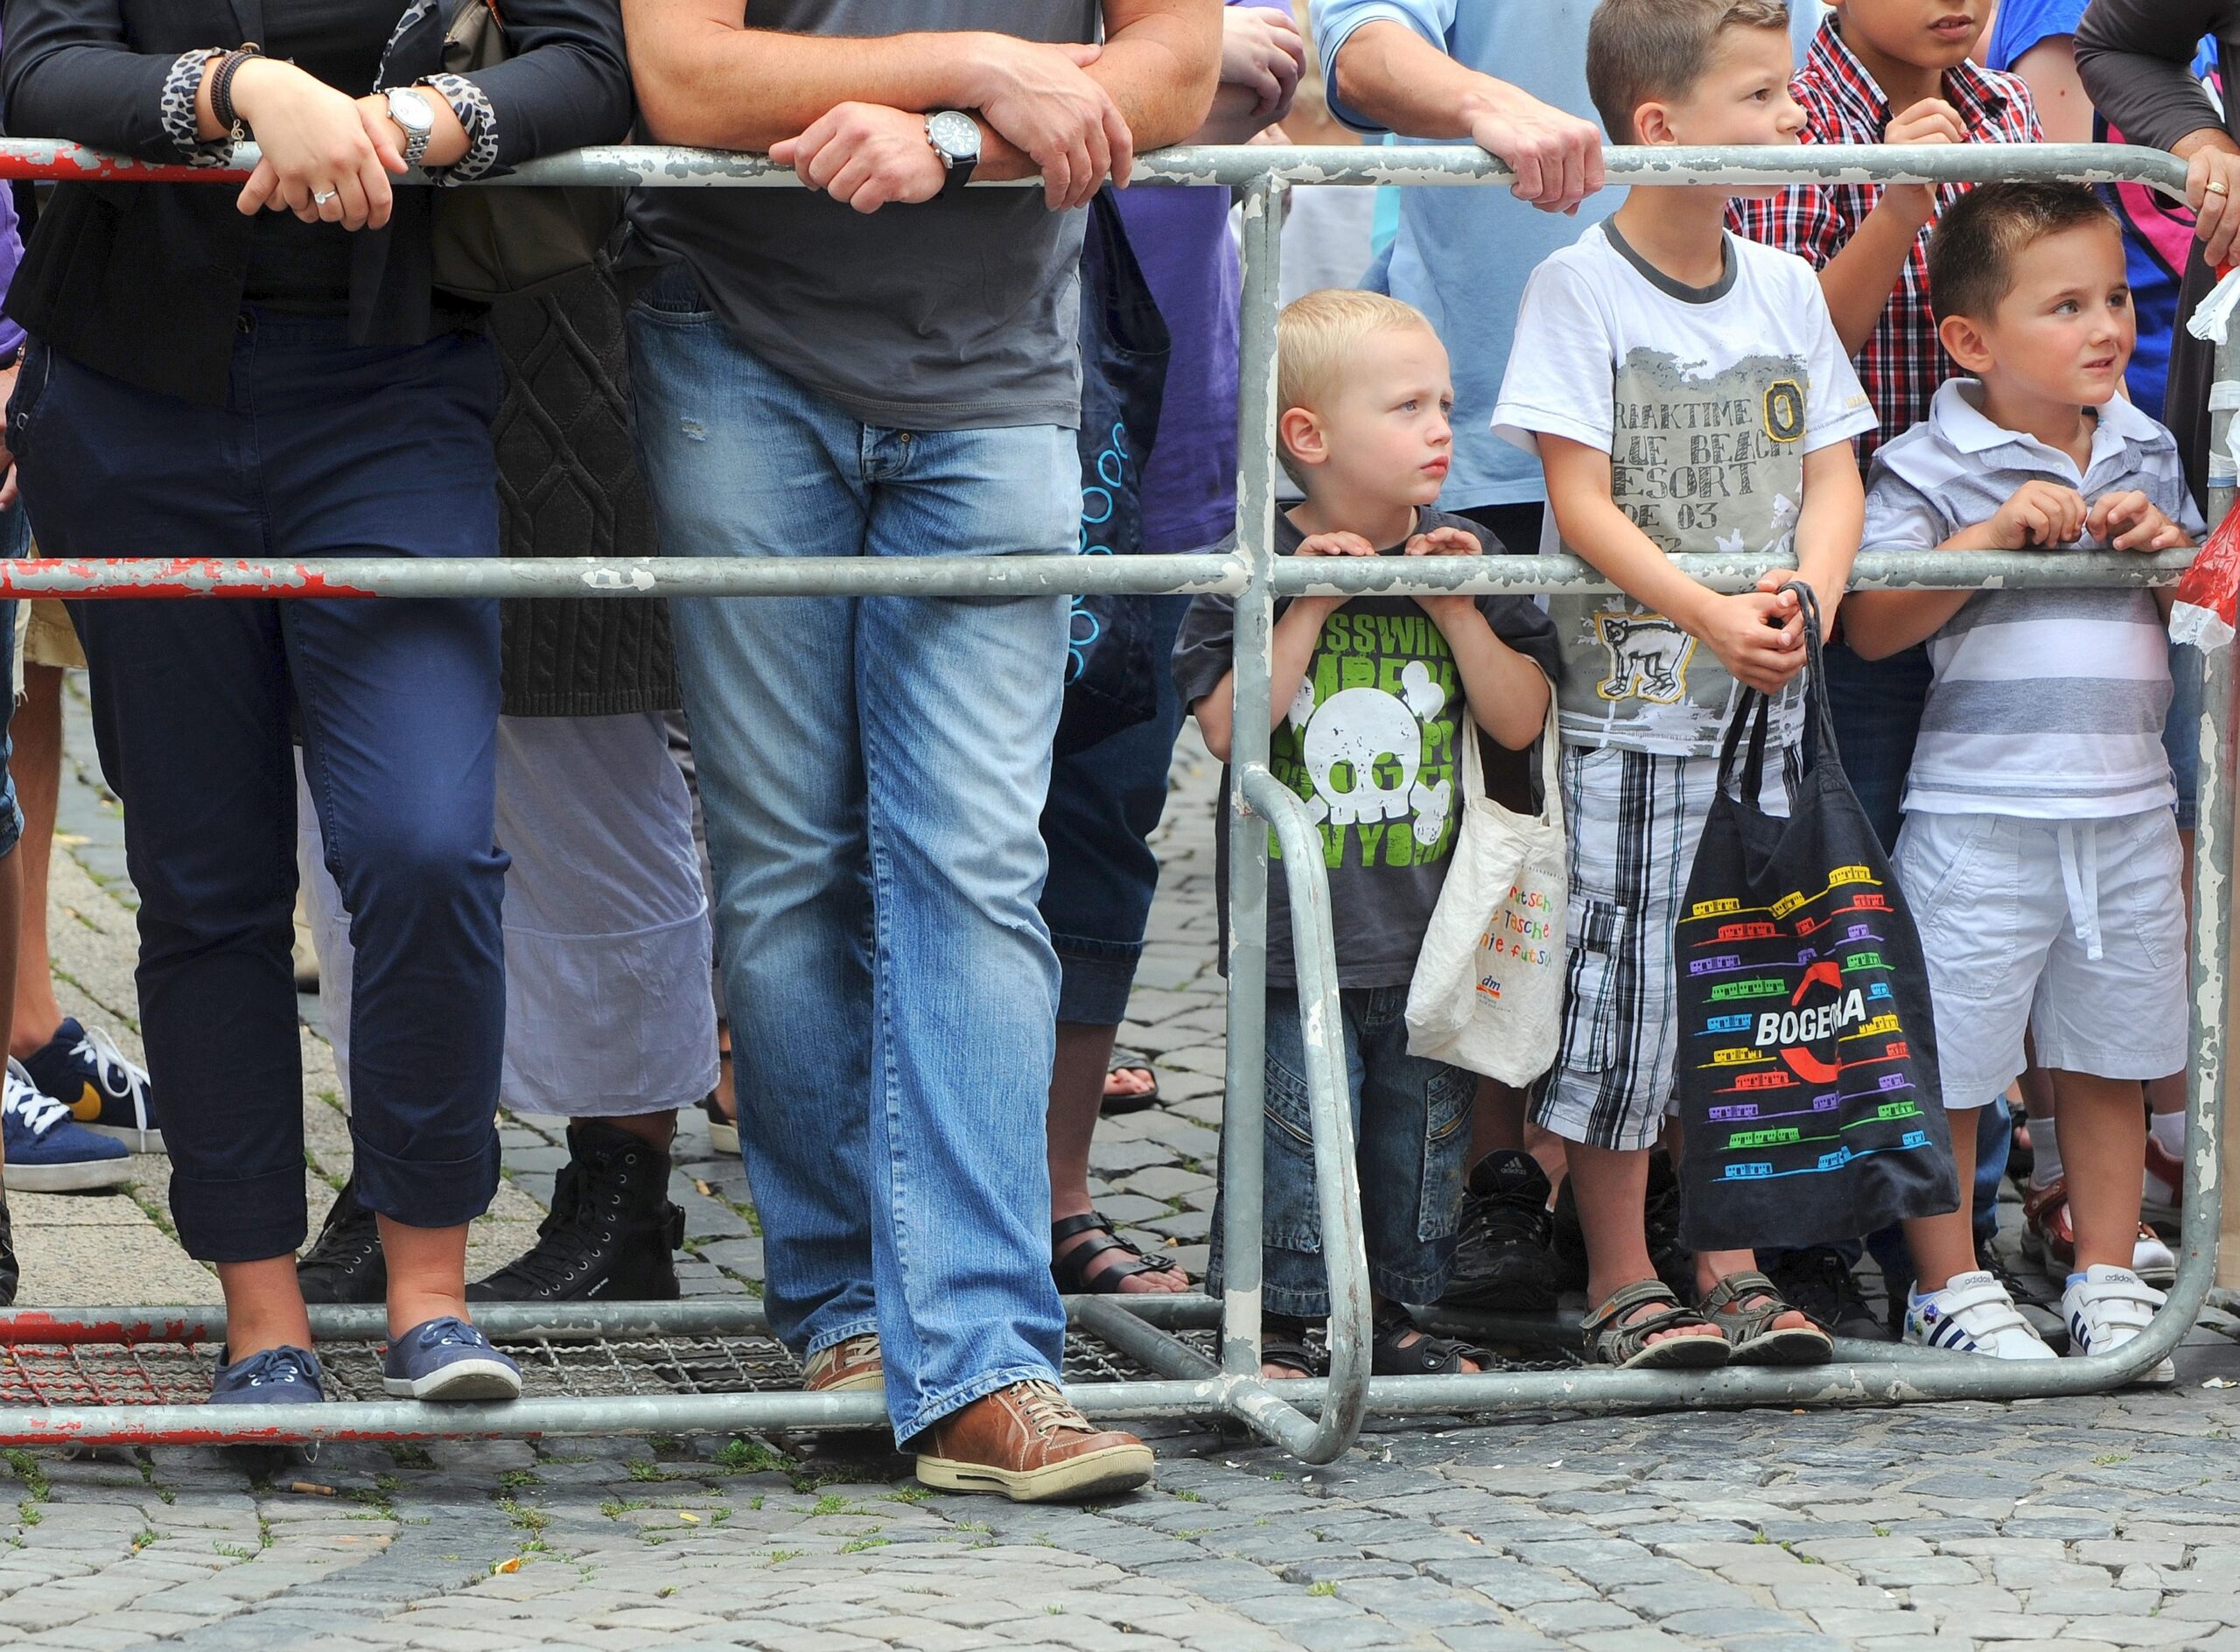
1894, 808, 2187, 1110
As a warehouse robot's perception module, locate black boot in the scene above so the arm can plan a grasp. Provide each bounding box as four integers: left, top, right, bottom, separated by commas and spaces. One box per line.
0, 1189, 18, 1308
468, 1120, 685, 1302
296, 1172, 387, 1305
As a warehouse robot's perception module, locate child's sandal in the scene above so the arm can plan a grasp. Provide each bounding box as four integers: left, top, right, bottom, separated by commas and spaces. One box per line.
1260, 1314, 1321, 1379
1581, 1279, 1732, 1371
1698, 1270, 1834, 1366
1369, 1306, 1494, 1376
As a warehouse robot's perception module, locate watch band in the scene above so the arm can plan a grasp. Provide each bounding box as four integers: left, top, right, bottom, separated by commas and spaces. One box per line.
385, 88, 434, 170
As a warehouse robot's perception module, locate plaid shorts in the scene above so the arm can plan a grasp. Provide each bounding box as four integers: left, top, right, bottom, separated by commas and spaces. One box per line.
1530, 741, 1801, 1152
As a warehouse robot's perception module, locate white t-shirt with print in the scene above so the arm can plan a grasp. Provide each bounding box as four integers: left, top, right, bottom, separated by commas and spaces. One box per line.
1494, 221, 1877, 759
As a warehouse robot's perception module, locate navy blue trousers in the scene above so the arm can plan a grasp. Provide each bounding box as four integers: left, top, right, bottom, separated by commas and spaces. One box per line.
11, 314, 508, 1262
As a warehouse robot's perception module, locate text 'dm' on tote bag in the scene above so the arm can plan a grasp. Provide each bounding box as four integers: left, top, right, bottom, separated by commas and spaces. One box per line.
1673, 584, 1958, 1254
1404, 698, 1567, 1085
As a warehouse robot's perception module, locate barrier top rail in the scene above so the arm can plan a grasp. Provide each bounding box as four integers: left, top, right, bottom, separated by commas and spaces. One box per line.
0, 136, 2191, 200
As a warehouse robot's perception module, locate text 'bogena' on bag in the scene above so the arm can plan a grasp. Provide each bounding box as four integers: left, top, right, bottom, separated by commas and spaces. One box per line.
1673, 583, 1958, 1253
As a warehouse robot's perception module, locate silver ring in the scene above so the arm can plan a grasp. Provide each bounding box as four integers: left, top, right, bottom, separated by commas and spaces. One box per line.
312, 190, 338, 206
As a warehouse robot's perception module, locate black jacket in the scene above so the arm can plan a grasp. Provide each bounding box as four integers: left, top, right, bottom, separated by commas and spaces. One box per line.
2076, 0, 2237, 506
0, 0, 632, 404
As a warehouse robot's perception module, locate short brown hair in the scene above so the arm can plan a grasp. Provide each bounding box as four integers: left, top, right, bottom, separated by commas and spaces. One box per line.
1586, 0, 1794, 140
1276, 289, 1437, 487
1928, 181, 2124, 325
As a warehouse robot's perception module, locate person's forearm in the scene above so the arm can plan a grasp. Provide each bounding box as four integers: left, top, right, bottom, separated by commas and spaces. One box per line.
1816, 203, 1924, 355
1445, 622, 1551, 752
1330, 18, 1511, 137
2076, 0, 2233, 157
1089, 7, 1223, 153
1551, 490, 1718, 634
626, 18, 993, 150
2176, 126, 2240, 164
1789, 448, 1864, 632
1841, 517, 1996, 656
1196, 598, 1339, 762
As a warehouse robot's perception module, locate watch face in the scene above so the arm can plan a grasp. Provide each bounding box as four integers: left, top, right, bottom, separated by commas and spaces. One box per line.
928, 110, 979, 164
388, 90, 434, 134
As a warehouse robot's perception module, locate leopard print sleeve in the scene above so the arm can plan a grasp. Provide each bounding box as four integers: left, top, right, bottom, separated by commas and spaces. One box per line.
160, 50, 234, 167
424, 73, 500, 185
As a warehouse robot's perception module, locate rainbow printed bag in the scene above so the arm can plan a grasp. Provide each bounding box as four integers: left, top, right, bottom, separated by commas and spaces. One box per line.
1672, 586, 1959, 1252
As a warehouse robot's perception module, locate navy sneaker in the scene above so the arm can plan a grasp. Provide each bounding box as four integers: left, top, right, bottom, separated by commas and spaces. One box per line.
382, 1316, 522, 1402
2, 1062, 130, 1192
210, 1344, 326, 1406
21, 1018, 159, 1155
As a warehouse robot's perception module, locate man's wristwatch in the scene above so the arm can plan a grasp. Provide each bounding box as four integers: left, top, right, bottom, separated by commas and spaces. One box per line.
384, 86, 437, 170
925, 109, 981, 200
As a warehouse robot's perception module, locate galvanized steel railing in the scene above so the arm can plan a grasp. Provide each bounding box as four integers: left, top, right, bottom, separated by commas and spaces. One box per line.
0, 139, 2221, 1464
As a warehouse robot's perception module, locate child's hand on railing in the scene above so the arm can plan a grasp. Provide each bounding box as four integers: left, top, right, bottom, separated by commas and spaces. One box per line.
1293, 530, 1377, 559
1982, 480, 2090, 550
1696, 589, 1804, 696
1875, 98, 1967, 230
1403, 523, 1482, 628
2090, 490, 2195, 552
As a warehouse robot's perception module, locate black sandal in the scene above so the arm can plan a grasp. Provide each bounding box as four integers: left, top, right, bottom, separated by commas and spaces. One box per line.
1370, 1306, 1494, 1376
1261, 1314, 1320, 1378
1581, 1279, 1732, 1371
1101, 1046, 1161, 1116
1049, 1211, 1185, 1294
1698, 1270, 1833, 1366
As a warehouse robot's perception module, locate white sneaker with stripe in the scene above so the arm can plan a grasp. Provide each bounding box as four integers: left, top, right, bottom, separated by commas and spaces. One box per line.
1904, 1270, 2056, 1360
2062, 1264, 2176, 1387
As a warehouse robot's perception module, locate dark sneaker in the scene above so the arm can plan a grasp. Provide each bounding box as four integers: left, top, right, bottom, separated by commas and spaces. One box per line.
1440, 1150, 1557, 1311
1, 1062, 130, 1192
382, 1316, 522, 1402
210, 1345, 326, 1406
1763, 1246, 1890, 1342
21, 1018, 159, 1154
1551, 1151, 1693, 1300
469, 1121, 684, 1302
296, 1173, 387, 1306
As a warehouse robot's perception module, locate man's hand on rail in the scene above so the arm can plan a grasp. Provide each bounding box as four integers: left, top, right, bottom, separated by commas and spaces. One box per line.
223, 60, 396, 232
770, 103, 948, 213
964, 37, 1134, 207
2180, 130, 2240, 270
1222, 8, 1305, 122
1463, 80, 1604, 214
2090, 490, 2195, 552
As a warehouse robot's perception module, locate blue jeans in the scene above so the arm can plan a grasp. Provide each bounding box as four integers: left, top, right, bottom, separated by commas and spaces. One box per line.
1210, 986, 1474, 1318
627, 271, 1074, 1442
14, 318, 507, 1259
1039, 591, 1194, 1026
0, 501, 24, 860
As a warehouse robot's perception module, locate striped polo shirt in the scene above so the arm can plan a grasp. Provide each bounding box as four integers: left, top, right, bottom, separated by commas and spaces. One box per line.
1862, 380, 2205, 819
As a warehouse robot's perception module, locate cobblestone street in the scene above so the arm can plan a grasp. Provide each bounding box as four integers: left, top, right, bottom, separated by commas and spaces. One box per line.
16, 683, 2240, 1651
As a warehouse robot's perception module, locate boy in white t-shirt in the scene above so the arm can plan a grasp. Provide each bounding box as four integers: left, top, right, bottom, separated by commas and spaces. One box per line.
1843, 182, 2199, 1382
1492, 0, 1873, 1370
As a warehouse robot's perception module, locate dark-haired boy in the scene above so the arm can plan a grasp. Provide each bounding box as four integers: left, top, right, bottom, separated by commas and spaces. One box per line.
1494, 0, 1872, 1369
1844, 183, 2199, 1380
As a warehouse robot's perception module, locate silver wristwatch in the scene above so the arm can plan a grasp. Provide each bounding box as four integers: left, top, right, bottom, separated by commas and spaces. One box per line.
384, 86, 437, 170
925, 109, 981, 199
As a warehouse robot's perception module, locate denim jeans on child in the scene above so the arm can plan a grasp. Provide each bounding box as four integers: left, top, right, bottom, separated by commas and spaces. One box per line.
1210, 985, 1475, 1319
627, 270, 1075, 1444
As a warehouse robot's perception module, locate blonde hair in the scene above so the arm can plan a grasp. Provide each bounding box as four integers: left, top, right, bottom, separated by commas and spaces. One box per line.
1276, 289, 1436, 488
1586, 0, 1794, 140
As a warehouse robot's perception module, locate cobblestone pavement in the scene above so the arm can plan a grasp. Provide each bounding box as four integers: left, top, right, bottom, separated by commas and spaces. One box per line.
18, 682, 2240, 1650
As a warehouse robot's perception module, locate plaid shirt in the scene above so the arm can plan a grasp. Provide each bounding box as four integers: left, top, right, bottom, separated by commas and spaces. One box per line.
1730, 19, 2040, 467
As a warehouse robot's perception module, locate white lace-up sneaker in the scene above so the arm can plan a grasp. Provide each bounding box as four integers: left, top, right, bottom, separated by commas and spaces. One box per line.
2062, 1264, 2176, 1387
1905, 1270, 2057, 1360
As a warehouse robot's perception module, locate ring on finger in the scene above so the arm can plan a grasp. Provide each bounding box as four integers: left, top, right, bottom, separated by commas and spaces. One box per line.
312, 189, 339, 206
2209, 180, 2231, 199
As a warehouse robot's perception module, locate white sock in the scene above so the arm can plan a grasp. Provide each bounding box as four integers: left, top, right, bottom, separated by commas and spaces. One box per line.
2031, 1114, 2062, 1192
2147, 1110, 2187, 1202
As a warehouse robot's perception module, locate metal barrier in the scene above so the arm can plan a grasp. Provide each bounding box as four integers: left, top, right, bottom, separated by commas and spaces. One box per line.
0, 138, 2222, 1463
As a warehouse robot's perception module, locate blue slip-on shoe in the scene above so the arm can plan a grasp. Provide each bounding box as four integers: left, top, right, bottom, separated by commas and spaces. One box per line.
382, 1316, 522, 1402
21, 1018, 160, 1155
2, 1060, 131, 1192
209, 1344, 326, 1406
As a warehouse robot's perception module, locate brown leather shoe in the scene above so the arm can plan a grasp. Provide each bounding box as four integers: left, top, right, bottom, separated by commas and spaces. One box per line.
802, 1333, 884, 1394
914, 1380, 1152, 1502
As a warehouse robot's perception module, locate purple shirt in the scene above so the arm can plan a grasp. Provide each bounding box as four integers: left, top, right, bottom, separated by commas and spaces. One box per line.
0, 24, 24, 358
1112, 0, 1289, 554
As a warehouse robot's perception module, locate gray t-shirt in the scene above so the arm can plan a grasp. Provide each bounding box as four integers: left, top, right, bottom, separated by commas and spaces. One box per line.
1172, 508, 1562, 989
626, 1, 1099, 431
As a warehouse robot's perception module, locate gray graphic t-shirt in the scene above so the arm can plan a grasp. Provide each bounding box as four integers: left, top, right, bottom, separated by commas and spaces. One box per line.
1494, 223, 1876, 757
1171, 508, 1561, 989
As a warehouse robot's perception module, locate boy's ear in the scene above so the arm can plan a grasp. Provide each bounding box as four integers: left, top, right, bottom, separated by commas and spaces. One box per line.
1937, 312, 1995, 375
1631, 99, 1676, 146
1278, 406, 1329, 472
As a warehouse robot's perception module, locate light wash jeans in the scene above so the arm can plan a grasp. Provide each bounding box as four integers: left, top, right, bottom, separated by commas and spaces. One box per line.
626, 269, 1074, 1443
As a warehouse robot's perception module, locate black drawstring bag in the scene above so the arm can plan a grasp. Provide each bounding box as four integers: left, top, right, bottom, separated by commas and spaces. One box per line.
1674, 584, 1959, 1252
1057, 190, 1172, 758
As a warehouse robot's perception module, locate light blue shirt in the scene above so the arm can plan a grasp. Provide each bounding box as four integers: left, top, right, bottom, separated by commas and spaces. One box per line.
1313, 1, 1824, 509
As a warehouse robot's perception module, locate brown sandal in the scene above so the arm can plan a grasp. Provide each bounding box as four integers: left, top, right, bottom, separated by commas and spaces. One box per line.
1581, 1279, 1730, 1371
1698, 1270, 1833, 1366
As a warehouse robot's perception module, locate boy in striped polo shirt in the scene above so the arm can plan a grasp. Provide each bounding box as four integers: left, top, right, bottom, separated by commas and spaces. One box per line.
1843, 183, 2201, 1378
